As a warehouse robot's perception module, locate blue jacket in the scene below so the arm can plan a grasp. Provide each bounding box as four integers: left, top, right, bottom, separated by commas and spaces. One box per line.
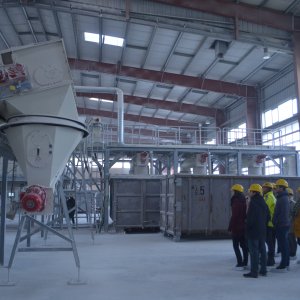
246, 193, 270, 240
273, 190, 290, 228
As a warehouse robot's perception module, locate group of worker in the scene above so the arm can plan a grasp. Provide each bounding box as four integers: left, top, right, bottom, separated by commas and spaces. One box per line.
228, 179, 300, 278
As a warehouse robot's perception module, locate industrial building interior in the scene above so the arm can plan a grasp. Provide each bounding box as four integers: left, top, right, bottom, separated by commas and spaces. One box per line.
0, 0, 300, 299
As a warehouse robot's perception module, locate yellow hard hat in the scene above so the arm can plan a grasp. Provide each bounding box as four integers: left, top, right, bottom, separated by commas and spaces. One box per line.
231, 184, 244, 193
249, 184, 263, 195
287, 188, 294, 195
262, 182, 273, 189
275, 179, 288, 188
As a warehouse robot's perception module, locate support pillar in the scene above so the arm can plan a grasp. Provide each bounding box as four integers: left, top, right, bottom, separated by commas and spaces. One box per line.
215, 110, 226, 173
293, 32, 300, 126
0, 157, 8, 266
237, 151, 242, 176
246, 94, 260, 145
215, 109, 226, 145
103, 148, 110, 232
173, 150, 179, 175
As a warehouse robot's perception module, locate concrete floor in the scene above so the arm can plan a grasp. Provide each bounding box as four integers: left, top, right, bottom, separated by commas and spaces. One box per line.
0, 229, 299, 300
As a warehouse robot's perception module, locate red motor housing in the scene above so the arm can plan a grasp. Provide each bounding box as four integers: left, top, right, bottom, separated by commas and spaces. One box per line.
20, 185, 46, 212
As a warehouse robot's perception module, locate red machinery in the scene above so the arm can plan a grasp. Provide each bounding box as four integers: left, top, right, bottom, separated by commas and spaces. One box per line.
20, 185, 46, 212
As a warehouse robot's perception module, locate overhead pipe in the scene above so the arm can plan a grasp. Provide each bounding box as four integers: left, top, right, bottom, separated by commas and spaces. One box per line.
74, 86, 124, 144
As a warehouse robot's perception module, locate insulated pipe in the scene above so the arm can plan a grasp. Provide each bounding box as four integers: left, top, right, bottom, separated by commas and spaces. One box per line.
74, 86, 124, 144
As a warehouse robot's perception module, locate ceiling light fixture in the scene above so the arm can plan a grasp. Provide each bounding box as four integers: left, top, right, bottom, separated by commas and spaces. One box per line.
263, 47, 270, 60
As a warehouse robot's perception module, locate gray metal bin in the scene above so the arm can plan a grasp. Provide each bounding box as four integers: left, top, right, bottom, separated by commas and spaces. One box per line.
110, 175, 163, 230
160, 174, 300, 240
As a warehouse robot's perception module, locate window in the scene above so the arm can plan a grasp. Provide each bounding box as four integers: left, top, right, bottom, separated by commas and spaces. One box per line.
263, 110, 273, 128
205, 138, 216, 145
262, 98, 297, 128
264, 159, 280, 175
241, 168, 248, 175
227, 123, 246, 143
278, 100, 294, 122
262, 121, 300, 174
263, 121, 300, 150
113, 161, 130, 169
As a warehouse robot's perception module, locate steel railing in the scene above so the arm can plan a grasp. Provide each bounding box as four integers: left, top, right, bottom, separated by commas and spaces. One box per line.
84, 123, 295, 149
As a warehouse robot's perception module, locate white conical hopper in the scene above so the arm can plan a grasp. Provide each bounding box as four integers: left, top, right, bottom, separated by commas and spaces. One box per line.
3, 117, 86, 188
0, 40, 88, 190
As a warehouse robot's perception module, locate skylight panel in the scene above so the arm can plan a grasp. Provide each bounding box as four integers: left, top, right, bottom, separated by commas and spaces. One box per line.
84, 32, 99, 43
102, 35, 124, 47
84, 32, 124, 47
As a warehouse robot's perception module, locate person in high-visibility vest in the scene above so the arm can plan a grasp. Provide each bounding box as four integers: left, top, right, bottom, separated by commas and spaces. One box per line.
262, 182, 277, 266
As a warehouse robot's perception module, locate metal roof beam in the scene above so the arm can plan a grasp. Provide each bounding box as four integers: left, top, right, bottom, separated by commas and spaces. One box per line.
2, 7, 23, 45
152, 0, 300, 32
285, 0, 300, 14
71, 12, 79, 59
0, 30, 10, 48
69, 58, 257, 98
77, 107, 196, 127
21, 6, 38, 43
76, 93, 223, 118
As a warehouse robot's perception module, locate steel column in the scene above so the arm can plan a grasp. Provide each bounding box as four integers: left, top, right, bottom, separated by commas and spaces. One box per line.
103, 148, 110, 231
0, 157, 8, 266
246, 96, 260, 145
294, 32, 300, 127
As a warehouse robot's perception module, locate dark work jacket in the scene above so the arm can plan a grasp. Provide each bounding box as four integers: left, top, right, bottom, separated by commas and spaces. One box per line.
273, 190, 290, 228
246, 193, 270, 240
228, 192, 247, 238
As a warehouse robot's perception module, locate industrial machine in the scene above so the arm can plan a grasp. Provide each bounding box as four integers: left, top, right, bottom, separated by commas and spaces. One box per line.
0, 40, 87, 285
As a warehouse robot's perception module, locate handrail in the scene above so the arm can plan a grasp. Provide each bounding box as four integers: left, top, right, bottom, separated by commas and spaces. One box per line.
84, 124, 290, 149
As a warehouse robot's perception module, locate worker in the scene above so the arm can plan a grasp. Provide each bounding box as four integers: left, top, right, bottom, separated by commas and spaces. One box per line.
243, 184, 270, 278
272, 182, 281, 257
228, 184, 248, 270
262, 182, 277, 266
292, 187, 300, 263
273, 179, 290, 271
66, 194, 76, 225
287, 188, 297, 260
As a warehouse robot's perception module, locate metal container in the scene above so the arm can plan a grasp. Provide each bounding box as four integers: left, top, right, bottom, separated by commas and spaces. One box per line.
110, 175, 163, 230
160, 174, 300, 240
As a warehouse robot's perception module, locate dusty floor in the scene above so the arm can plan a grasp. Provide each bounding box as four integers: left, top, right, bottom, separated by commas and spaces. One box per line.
0, 228, 299, 300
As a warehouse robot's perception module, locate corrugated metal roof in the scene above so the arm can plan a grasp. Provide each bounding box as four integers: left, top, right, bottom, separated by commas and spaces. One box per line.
0, 0, 298, 129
